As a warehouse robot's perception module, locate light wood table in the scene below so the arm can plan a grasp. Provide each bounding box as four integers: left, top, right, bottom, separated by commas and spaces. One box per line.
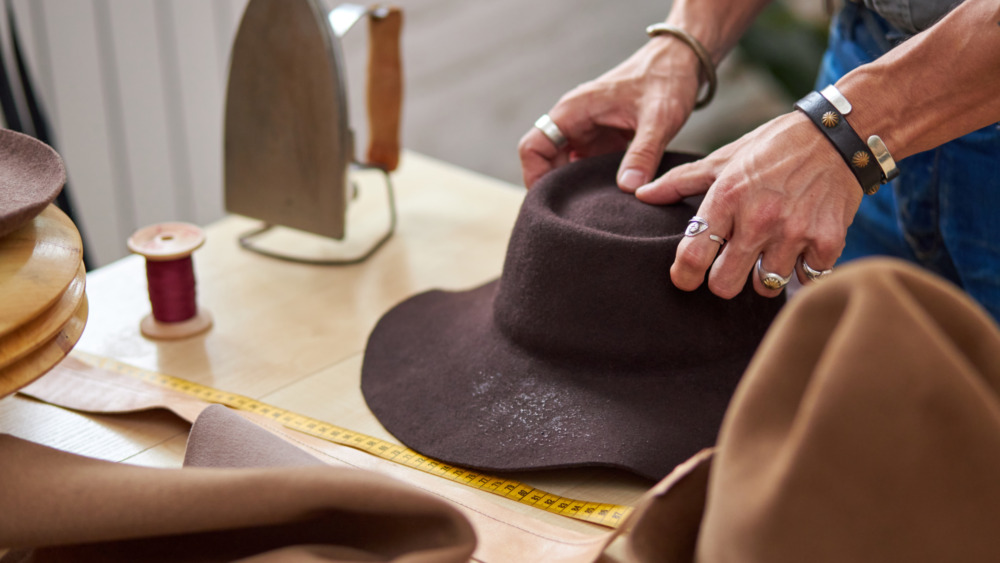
0, 152, 652, 542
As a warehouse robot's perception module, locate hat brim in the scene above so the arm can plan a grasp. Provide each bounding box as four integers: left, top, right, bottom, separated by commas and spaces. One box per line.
362, 280, 750, 480
0, 129, 67, 239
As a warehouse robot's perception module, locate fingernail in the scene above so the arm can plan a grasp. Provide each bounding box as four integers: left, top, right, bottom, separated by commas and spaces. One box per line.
618, 168, 646, 192
634, 184, 651, 197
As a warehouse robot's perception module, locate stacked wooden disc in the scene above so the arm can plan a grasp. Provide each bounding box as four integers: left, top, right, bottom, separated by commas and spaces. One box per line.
0, 129, 85, 399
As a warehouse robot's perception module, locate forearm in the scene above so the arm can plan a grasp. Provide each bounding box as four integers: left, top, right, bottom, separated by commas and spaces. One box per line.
663, 0, 774, 65
839, 0, 1000, 161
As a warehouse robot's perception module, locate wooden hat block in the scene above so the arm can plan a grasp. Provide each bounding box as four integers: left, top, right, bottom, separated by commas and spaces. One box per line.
0, 205, 87, 398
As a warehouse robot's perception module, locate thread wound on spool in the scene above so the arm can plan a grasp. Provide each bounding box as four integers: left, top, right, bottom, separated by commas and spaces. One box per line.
146, 256, 198, 322
128, 222, 212, 339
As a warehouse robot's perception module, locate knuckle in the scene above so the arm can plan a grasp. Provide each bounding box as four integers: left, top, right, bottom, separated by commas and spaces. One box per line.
626, 143, 663, 166
517, 137, 529, 156
812, 236, 846, 263
779, 219, 807, 244
707, 276, 740, 300
674, 245, 708, 271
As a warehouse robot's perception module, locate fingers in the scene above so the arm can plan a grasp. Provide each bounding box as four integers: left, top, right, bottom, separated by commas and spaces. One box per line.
796, 242, 841, 284
748, 247, 798, 298
520, 51, 699, 190
635, 155, 717, 204
518, 125, 571, 189
673, 187, 842, 299
616, 99, 688, 193
665, 111, 863, 300
673, 211, 800, 299
671, 219, 730, 292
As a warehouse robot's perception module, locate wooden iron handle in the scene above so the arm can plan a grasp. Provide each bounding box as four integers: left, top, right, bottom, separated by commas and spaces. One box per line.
366, 6, 403, 171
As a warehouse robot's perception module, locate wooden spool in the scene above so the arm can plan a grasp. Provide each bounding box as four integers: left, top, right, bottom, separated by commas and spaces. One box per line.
127, 222, 213, 340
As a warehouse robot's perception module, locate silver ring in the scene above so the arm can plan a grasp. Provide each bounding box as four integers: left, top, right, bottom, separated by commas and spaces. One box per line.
685, 216, 709, 237
534, 114, 568, 149
756, 254, 791, 290
709, 234, 727, 246
802, 259, 833, 282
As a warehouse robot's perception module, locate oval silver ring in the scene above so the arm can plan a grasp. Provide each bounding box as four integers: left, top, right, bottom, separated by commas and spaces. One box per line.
802, 259, 833, 282
685, 216, 709, 237
756, 254, 791, 290
533, 114, 568, 149
708, 234, 727, 246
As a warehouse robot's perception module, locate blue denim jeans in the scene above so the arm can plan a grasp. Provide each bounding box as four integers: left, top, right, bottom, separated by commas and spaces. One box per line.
816, 3, 1000, 322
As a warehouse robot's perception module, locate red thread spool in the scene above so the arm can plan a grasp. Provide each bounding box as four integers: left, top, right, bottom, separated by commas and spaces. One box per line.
127, 223, 212, 340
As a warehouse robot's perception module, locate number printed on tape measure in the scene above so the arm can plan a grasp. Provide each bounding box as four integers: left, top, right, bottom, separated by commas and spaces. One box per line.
75, 352, 634, 528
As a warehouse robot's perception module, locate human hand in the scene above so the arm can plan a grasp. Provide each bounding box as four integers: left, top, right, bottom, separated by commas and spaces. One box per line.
518, 35, 704, 191
635, 111, 864, 298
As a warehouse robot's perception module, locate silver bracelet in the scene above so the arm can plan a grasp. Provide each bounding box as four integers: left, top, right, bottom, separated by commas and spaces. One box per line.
867, 135, 900, 182
645, 23, 717, 109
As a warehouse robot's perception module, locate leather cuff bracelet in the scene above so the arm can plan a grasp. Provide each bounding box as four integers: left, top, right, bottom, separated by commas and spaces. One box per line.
646, 23, 716, 109
795, 88, 884, 195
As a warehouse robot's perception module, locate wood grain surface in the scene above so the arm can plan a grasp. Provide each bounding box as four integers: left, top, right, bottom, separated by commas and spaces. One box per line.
0, 205, 84, 338
0, 264, 86, 371
0, 295, 88, 399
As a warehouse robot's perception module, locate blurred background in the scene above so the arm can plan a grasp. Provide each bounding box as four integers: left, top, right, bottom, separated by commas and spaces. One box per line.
0, 0, 829, 269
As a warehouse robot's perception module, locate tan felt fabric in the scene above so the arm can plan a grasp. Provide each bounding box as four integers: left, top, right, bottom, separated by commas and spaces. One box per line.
0, 405, 476, 562
621, 258, 1000, 562
15, 358, 613, 563
698, 257, 1000, 562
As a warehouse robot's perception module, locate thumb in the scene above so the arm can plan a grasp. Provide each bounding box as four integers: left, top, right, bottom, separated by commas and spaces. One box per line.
635, 158, 714, 204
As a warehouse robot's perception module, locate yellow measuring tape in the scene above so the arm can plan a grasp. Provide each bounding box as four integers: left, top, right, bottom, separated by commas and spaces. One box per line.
77, 353, 634, 528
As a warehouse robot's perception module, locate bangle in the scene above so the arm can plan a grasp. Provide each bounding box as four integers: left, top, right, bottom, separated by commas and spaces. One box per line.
794, 89, 883, 195
645, 23, 716, 109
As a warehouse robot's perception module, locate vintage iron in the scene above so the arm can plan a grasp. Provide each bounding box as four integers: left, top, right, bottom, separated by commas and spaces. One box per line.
224, 0, 402, 264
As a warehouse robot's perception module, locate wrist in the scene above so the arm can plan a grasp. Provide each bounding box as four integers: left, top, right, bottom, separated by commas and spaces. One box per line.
646, 24, 717, 108
795, 88, 892, 195
664, 0, 771, 65
835, 68, 908, 163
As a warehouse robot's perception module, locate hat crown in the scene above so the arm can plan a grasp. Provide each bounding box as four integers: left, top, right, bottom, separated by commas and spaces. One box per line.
493, 153, 783, 371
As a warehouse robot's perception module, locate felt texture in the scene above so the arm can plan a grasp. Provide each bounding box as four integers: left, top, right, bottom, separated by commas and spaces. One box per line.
0, 129, 66, 239
5, 259, 998, 562
0, 405, 476, 562
621, 258, 1000, 562
361, 152, 785, 480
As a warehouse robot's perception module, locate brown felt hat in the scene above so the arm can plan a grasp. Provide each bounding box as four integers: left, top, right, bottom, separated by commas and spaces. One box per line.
620, 258, 1000, 562
361, 152, 785, 480
0, 128, 66, 239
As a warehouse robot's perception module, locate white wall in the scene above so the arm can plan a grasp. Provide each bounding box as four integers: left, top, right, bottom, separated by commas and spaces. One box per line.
3, 0, 243, 267
3, 0, 798, 268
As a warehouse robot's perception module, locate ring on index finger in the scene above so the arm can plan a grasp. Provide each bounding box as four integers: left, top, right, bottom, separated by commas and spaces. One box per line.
533, 114, 568, 149
685, 216, 727, 246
